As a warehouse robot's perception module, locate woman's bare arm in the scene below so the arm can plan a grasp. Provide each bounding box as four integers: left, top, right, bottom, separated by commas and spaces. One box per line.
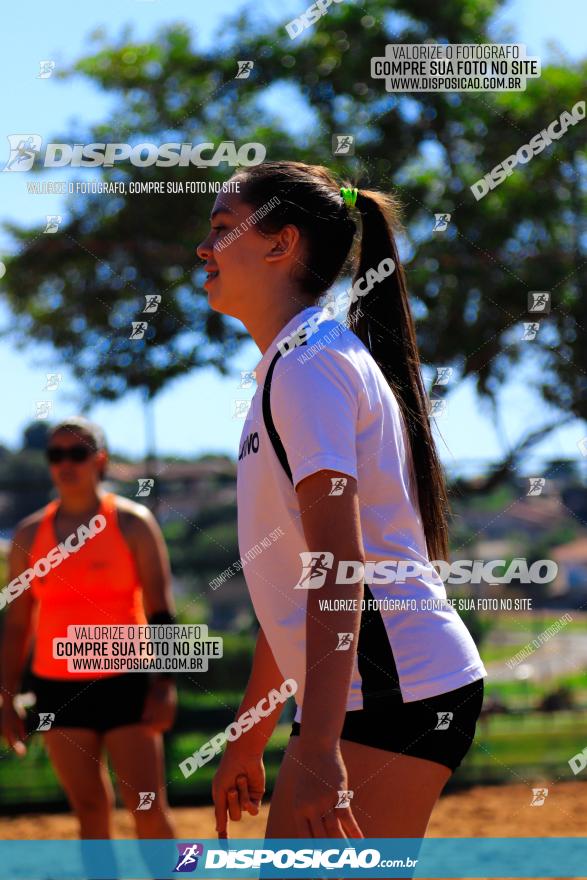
1, 522, 39, 753
295, 469, 365, 752
287, 468, 364, 837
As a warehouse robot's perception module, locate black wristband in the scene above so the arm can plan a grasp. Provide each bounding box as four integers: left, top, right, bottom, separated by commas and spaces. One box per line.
147, 610, 176, 680
147, 610, 176, 625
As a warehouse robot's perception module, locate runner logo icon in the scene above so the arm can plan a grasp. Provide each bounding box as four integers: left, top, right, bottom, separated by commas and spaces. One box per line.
294, 552, 334, 589
136, 479, 155, 497
4, 135, 42, 171
332, 134, 355, 155
137, 792, 156, 811
336, 632, 354, 651
329, 476, 347, 495
36, 713, 55, 731
236, 60, 254, 79
433, 213, 451, 232
335, 790, 354, 808
174, 843, 204, 872
435, 712, 453, 730
528, 291, 550, 313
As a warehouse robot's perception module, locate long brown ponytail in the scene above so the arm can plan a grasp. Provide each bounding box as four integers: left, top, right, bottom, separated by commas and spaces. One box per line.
233, 162, 450, 562
350, 190, 449, 562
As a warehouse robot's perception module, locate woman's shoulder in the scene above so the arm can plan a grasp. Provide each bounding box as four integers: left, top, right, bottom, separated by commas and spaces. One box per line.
110, 492, 151, 517
12, 505, 51, 554
110, 493, 160, 543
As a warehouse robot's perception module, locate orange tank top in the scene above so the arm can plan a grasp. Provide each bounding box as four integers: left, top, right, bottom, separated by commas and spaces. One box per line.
29, 493, 147, 680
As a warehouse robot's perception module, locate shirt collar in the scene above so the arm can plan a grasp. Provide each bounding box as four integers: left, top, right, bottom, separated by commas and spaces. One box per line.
253, 305, 323, 386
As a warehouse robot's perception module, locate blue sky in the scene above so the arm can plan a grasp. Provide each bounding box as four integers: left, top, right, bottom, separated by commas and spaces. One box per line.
0, 0, 585, 476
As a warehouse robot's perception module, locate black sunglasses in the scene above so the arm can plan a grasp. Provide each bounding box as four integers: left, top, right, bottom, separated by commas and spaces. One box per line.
46, 445, 94, 464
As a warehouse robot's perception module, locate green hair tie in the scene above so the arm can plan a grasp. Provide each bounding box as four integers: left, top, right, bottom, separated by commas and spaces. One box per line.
340, 187, 358, 209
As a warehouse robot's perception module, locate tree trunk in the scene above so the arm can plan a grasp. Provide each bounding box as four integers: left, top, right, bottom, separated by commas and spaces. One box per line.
143, 389, 159, 519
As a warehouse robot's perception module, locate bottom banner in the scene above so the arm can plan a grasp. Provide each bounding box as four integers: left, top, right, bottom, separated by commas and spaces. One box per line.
0, 837, 584, 878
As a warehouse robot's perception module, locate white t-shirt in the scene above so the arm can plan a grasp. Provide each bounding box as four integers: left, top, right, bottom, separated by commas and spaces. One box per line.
237, 305, 487, 723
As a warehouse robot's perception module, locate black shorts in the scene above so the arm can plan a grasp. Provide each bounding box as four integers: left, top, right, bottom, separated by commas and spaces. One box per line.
290, 677, 484, 772
28, 672, 151, 733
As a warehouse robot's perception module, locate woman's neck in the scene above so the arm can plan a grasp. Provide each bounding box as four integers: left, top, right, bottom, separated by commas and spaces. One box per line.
244, 294, 317, 354
57, 489, 104, 517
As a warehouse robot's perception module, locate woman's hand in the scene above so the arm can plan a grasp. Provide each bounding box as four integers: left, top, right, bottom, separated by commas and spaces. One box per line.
141, 676, 177, 733
294, 742, 363, 838
0, 701, 27, 756
212, 746, 266, 839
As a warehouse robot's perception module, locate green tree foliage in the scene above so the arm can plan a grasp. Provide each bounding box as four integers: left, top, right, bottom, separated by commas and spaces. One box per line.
1, 1, 585, 482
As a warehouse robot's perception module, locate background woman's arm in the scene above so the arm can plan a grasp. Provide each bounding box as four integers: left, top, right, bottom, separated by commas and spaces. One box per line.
123, 504, 177, 731
1, 524, 38, 755
125, 504, 175, 621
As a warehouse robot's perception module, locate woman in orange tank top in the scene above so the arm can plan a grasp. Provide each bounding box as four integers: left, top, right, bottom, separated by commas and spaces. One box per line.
0, 416, 177, 841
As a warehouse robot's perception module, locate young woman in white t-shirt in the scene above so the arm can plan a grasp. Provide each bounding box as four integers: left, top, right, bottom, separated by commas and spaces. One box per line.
197, 161, 487, 842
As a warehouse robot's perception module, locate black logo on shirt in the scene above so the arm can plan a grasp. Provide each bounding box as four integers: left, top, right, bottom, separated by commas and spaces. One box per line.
239, 431, 259, 461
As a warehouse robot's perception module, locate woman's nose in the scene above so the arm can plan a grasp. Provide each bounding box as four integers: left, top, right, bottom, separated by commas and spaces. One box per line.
196, 236, 211, 261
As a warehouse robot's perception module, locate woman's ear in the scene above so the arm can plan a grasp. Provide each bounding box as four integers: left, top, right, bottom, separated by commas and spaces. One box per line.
264, 224, 301, 263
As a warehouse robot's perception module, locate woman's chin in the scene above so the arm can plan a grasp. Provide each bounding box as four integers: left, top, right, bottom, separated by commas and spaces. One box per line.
206, 286, 221, 307
206, 285, 229, 314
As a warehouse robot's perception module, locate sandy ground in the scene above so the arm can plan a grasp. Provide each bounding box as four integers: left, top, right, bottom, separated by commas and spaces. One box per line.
1, 781, 585, 840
